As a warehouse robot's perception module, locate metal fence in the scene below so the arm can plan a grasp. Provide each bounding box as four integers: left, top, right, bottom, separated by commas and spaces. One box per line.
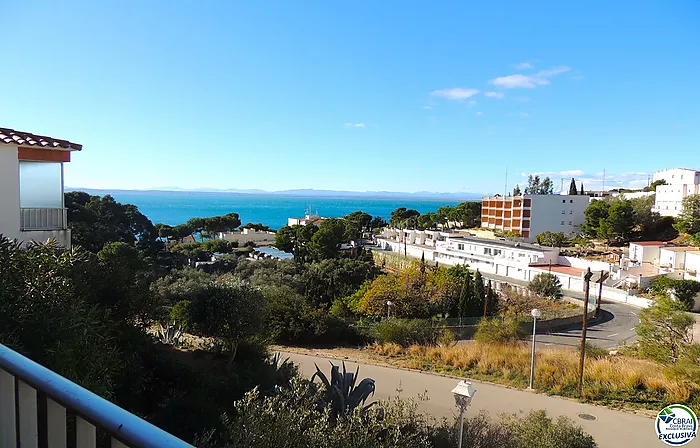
19, 208, 67, 231
0, 343, 193, 448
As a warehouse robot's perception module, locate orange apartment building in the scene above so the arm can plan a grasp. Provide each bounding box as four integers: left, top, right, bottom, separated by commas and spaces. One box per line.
481, 194, 590, 241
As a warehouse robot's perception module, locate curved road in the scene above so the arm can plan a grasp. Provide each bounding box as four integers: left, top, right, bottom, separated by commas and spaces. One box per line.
536, 299, 641, 349
283, 352, 658, 448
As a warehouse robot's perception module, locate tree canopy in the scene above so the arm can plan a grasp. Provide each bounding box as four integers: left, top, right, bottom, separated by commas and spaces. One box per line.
66, 191, 159, 254
568, 178, 578, 195
524, 175, 554, 195
674, 194, 700, 235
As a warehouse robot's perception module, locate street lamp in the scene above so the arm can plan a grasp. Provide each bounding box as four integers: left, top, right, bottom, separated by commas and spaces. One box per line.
528, 308, 542, 390
386, 301, 393, 319
452, 380, 476, 448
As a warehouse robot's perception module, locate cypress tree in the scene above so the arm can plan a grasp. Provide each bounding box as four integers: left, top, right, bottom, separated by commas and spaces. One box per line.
568, 178, 578, 195
473, 270, 485, 315
458, 271, 472, 318
580, 183, 585, 195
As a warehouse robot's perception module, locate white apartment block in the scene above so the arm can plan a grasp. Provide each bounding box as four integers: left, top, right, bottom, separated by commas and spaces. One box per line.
434, 236, 559, 280
219, 227, 276, 245
652, 168, 700, 217
0, 128, 81, 248
481, 194, 589, 241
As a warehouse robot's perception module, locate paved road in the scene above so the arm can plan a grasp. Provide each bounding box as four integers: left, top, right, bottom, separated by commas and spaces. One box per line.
535, 299, 641, 349
283, 352, 660, 448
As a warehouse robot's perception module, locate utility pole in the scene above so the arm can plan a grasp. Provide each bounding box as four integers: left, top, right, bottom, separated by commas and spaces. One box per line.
578, 268, 594, 397
596, 270, 608, 318
504, 167, 508, 197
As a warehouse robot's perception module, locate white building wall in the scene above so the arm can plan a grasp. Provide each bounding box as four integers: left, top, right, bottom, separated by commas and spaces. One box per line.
628, 243, 663, 264
659, 249, 686, 269
684, 253, 700, 282
0, 145, 20, 241
652, 168, 700, 217
528, 195, 588, 241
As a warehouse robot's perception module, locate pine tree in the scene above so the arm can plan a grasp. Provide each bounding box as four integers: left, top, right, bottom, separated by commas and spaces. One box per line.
568, 178, 578, 195
580, 183, 585, 195
513, 184, 522, 196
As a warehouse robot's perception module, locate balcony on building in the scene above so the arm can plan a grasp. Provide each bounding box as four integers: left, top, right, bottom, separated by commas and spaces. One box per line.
1, 128, 81, 248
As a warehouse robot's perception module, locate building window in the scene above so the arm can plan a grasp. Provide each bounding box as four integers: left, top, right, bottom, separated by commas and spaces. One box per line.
562, 199, 566, 203
562, 210, 565, 214
570, 200, 573, 203
569, 210, 573, 214
569, 221, 572, 225
561, 221, 565, 225
457, 244, 464, 250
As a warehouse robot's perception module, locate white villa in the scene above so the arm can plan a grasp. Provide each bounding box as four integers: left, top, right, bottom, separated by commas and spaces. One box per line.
0, 127, 82, 248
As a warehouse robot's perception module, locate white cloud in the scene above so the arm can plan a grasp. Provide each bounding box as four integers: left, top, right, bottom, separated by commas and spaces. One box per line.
484, 91, 505, 99
423, 105, 432, 110
535, 66, 571, 77
560, 170, 584, 177
520, 170, 651, 190
344, 123, 366, 128
467, 100, 477, 106
476, 111, 483, 116
515, 62, 533, 70
489, 65, 571, 89
431, 88, 480, 100
519, 112, 529, 118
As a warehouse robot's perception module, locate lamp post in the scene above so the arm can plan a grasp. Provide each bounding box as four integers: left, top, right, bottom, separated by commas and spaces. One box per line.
386, 301, 392, 319
452, 380, 476, 448
528, 308, 542, 390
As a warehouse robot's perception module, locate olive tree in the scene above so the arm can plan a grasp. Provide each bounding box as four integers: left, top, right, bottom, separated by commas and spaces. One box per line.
186, 276, 266, 368
528, 273, 563, 300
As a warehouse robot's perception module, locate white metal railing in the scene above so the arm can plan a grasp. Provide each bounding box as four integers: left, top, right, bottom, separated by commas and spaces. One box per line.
0, 343, 193, 448
19, 208, 67, 231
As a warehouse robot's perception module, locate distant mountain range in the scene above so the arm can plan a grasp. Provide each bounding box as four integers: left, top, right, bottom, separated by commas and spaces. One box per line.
67, 187, 482, 201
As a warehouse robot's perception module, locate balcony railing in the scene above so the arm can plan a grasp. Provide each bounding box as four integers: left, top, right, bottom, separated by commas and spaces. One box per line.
0, 343, 193, 448
19, 208, 67, 231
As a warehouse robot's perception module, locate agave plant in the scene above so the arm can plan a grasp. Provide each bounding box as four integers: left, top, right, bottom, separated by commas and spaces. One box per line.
156, 321, 183, 345
311, 361, 376, 417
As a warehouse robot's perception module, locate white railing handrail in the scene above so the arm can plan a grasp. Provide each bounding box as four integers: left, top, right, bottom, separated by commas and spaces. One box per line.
0, 343, 193, 448
19, 207, 67, 231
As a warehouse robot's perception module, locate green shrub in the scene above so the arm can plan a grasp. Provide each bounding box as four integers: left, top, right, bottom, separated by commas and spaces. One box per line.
263, 286, 362, 345
500, 410, 596, 448
474, 315, 524, 345
372, 318, 438, 346
170, 300, 191, 330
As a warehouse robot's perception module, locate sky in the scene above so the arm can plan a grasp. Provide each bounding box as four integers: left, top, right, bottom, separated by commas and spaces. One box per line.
2, 1, 699, 195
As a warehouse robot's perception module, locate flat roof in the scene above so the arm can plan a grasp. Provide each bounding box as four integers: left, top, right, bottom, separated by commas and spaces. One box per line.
631, 241, 669, 246
661, 246, 697, 252
448, 235, 550, 252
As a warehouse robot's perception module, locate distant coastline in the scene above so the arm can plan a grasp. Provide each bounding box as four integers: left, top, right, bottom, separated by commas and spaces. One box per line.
64, 189, 469, 229
66, 187, 482, 202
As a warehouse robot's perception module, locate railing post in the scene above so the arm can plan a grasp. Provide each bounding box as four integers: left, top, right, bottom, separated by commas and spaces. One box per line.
18, 380, 38, 448
0, 369, 16, 447
46, 398, 66, 448
76, 417, 96, 448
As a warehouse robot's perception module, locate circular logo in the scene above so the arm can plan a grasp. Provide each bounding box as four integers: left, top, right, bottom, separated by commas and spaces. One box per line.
656, 404, 697, 446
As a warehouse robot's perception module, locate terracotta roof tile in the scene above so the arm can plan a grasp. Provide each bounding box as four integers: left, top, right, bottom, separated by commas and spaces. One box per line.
0, 127, 82, 151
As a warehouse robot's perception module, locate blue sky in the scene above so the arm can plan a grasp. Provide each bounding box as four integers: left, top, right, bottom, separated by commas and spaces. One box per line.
2, 1, 699, 195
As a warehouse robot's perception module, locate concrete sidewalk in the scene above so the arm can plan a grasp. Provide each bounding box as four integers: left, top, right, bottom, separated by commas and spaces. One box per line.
283, 352, 666, 448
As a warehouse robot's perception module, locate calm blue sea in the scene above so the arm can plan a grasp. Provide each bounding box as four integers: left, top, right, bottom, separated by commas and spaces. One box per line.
79, 190, 461, 230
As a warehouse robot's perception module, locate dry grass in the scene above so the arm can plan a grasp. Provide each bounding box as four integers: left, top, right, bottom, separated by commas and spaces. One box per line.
371, 342, 700, 412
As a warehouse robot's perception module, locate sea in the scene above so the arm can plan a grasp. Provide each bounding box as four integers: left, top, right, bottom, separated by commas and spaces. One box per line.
75, 190, 462, 230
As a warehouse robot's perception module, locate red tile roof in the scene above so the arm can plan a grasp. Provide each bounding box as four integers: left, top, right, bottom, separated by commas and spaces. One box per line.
631, 241, 669, 246
0, 127, 82, 151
